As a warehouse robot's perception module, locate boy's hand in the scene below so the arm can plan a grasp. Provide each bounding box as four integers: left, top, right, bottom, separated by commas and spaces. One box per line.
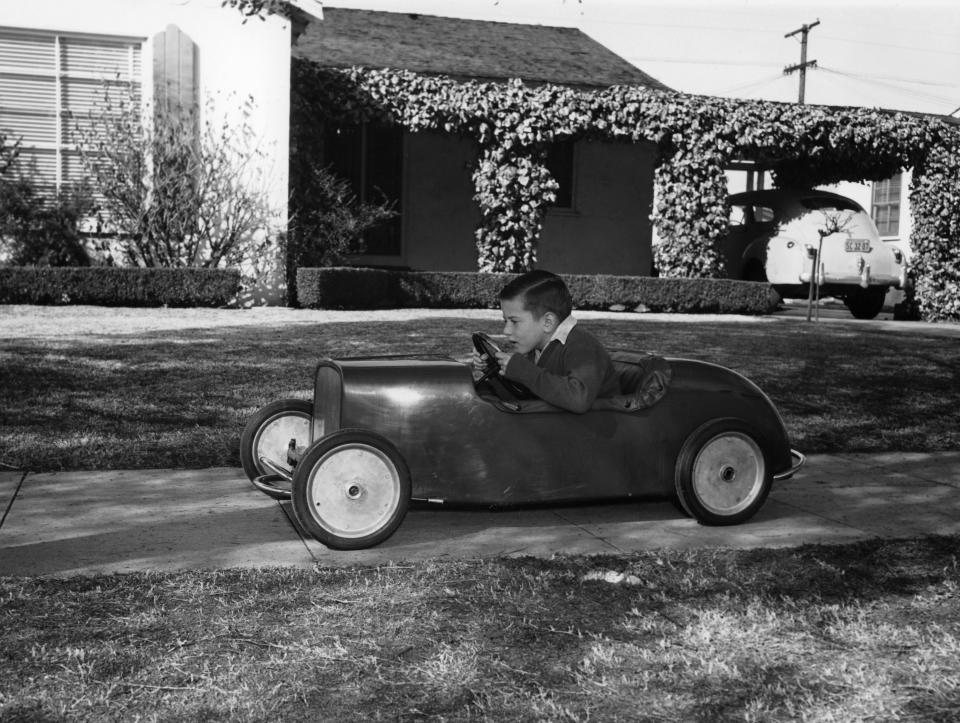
471, 350, 514, 379
470, 351, 487, 380
493, 350, 513, 375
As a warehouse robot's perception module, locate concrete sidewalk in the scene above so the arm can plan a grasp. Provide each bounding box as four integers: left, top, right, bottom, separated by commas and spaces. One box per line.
2, 452, 960, 577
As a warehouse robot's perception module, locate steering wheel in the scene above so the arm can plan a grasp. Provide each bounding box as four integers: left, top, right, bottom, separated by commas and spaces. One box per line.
472, 332, 502, 384
472, 332, 533, 401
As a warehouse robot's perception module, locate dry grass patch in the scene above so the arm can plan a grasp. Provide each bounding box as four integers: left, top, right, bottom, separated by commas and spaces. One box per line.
2, 536, 959, 721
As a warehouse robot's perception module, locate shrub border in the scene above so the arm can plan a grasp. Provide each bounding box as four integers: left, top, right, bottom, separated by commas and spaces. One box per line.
297, 267, 779, 315
0, 267, 241, 307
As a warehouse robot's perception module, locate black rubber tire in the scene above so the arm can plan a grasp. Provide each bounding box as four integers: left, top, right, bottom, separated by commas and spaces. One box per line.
743, 260, 768, 283
291, 429, 411, 550
844, 287, 887, 320
674, 418, 772, 526
239, 399, 313, 498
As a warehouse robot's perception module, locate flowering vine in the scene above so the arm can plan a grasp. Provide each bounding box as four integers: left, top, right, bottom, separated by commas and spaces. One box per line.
287, 54, 960, 319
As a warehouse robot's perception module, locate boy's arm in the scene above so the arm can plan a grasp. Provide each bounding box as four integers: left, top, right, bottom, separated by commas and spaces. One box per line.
503, 343, 608, 413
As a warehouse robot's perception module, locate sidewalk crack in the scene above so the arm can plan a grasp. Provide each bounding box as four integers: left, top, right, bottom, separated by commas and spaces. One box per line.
1, 472, 28, 532
277, 500, 320, 563
551, 509, 626, 554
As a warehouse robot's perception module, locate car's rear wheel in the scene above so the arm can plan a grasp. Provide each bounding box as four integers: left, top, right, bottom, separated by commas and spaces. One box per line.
844, 287, 887, 319
674, 419, 772, 526
743, 260, 768, 283
291, 429, 410, 550
240, 399, 313, 499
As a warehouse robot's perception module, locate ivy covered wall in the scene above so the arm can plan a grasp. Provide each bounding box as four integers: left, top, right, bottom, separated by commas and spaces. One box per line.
292, 61, 960, 320
228, 0, 960, 321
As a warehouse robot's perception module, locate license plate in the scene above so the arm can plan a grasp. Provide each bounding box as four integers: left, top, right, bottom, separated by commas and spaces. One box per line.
845, 239, 872, 253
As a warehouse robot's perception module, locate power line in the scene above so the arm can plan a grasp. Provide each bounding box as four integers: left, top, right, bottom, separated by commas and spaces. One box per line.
817, 33, 960, 58
817, 66, 960, 111
715, 73, 791, 98
624, 56, 781, 69
818, 66, 960, 91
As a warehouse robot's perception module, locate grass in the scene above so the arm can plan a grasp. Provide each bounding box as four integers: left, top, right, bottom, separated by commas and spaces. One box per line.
2, 537, 959, 721
0, 306, 958, 471
2, 306, 960, 720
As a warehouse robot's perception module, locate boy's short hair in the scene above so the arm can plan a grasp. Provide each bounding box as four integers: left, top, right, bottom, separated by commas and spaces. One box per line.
500, 270, 572, 321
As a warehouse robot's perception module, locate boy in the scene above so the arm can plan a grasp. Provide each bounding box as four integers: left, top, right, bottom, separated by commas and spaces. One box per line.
473, 270, 620, 413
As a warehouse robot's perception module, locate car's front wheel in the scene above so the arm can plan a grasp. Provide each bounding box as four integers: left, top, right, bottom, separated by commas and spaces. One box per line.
239, 399, 313, 500
291, 429, 411, 550
674, 419, 772, 526
844, 287, 887, 319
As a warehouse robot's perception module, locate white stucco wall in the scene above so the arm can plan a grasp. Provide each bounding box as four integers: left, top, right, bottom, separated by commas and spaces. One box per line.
2, 0, 294, 301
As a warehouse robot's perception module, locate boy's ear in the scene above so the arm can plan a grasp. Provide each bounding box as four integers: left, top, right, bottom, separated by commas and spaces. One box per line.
541, 311, 559, 332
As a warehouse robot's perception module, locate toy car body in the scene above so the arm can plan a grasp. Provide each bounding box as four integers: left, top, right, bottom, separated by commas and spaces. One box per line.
721, 188, 909, 319
241, 343, 804, 550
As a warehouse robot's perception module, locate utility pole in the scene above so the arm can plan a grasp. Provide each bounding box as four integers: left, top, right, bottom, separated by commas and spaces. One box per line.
784, 19, 820, 104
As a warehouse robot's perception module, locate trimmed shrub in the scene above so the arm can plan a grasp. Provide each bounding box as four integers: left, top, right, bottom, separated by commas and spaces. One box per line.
0, 177, 95, 267
0, 267, 241, 307
297, 267, 779, 314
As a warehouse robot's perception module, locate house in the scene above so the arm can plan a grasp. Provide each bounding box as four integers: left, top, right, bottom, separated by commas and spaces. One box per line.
292, 7, 670, 277
1, 0, 320, 299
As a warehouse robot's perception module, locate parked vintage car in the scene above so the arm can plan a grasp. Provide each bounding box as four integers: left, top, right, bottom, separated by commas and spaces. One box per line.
240, 334, 804, 550
721, 188, 909, 319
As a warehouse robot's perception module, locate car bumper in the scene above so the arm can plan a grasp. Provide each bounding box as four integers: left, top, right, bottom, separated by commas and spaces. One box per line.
796, 254, 908, 289
774, 449, 806, 481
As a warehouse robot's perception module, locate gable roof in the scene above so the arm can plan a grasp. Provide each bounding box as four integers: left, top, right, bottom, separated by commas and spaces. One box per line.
293, 7, 670, 91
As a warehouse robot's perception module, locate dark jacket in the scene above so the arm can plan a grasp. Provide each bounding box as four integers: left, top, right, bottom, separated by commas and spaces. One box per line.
504, 325, 620, 413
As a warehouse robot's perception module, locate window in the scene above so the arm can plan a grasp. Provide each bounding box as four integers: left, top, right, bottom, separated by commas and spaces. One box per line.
545, 140, 575, 209
802, 196, 861, 213
0, 28, 142, 193
729, 205, 749, 226
753, 205, 775, 223
324, 122, 403, 257
871, 173, 902, 236
729, 204, 775, 225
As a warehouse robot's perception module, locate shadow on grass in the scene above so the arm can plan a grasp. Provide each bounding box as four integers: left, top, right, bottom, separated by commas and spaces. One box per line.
1, 318, 958, 470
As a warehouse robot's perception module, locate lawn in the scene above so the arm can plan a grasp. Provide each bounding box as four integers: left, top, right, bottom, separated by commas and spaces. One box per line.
2, 306, 960, 720
1, 305, 958, 471
2, 537, 958, 721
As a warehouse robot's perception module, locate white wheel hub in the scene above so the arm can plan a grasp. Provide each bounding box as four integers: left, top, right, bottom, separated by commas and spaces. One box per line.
306, 443, 401, 538
692, 432, 766, 515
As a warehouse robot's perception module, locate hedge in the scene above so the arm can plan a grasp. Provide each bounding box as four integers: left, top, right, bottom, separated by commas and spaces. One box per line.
0, 267, 241, 307
296, 267, 779, 314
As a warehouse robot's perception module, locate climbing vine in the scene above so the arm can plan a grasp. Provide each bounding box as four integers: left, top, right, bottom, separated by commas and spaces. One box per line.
235, 0, 960, 320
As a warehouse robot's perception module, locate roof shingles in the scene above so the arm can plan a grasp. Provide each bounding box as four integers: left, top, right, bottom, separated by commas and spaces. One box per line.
293, 7, 669, 91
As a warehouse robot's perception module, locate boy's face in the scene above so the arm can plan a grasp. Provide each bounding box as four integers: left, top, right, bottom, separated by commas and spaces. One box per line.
500, 297, 556, 354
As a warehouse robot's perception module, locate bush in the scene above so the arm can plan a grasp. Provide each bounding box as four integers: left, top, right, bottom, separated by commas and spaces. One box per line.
285, 163, 396, 303
72, 89, 277, 270
0, 137, 95, 267
0, 267, 240, 307
297, 267, 779, 314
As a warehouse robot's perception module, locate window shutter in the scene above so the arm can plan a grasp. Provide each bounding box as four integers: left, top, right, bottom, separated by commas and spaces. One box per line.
152, 24, 196, 114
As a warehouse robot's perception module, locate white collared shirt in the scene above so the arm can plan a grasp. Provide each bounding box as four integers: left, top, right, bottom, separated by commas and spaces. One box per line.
534, 314, 577, 363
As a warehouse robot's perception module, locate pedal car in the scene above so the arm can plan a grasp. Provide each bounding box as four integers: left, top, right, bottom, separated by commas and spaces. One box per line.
240, 333, 804, 550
